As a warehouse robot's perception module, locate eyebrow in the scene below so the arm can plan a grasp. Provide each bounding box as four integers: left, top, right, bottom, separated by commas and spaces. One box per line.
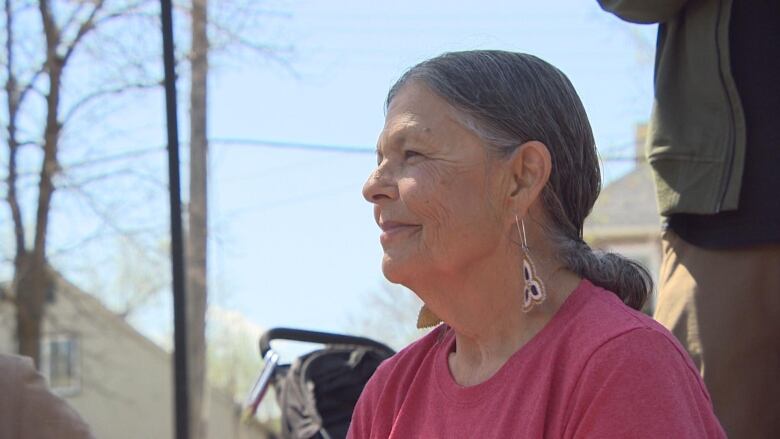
378, 125, 433, 152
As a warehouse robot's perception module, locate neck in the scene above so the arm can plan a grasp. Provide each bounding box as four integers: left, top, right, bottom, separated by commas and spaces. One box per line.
421, 253, 581, 387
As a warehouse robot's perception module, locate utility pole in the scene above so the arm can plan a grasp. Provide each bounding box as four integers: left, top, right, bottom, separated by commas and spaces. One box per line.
188, 0, 208, 436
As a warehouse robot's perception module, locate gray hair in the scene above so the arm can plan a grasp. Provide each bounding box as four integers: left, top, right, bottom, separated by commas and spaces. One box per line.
387, 50, 651, 310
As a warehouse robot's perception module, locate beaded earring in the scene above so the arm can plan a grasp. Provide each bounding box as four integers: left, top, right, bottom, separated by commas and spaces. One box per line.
516, 215, 547, 312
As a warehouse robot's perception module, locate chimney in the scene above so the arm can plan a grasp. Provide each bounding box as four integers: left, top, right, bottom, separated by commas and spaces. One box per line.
635, 123, 648, 166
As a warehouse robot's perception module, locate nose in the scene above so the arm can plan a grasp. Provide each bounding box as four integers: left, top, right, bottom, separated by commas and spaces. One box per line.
362, 164, 397, 205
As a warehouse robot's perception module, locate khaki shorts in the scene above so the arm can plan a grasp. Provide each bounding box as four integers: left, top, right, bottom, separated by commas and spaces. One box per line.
654, 230, 780, 439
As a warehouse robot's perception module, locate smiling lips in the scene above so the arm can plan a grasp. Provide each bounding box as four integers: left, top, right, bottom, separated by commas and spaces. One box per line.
378, 220, 421, 244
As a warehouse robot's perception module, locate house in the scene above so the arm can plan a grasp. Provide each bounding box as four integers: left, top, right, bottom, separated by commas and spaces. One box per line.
0, 274, 273, 439
584, 125, 663, 311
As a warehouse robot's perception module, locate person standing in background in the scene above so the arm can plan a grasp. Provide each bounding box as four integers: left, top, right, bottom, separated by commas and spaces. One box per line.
597, 1, 780, 438
0, 354, 95, 439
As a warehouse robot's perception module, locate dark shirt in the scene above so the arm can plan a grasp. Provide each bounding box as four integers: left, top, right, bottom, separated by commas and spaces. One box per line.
668, 0, 780, 248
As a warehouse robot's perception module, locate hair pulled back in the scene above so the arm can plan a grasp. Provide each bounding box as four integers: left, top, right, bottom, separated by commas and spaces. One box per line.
387, 50, 652, 310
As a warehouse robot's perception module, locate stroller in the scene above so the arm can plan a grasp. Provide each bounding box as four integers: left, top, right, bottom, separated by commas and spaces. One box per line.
244, 328, 395, 439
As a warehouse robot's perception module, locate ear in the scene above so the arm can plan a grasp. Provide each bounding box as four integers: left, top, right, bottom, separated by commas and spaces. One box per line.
507, 140, 552, 214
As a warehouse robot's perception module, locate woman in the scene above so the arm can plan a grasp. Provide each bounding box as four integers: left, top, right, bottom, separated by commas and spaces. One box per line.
349, 51, 725, 438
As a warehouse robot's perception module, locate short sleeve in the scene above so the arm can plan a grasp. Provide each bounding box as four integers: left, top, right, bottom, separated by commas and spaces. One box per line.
564, 328, 726, 439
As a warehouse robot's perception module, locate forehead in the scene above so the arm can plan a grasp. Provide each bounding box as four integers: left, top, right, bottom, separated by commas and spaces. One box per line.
380, 82, 460, 142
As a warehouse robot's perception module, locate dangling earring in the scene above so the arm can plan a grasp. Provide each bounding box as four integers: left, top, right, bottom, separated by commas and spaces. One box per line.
516, 215, 546, 312
416, 304, 442, 329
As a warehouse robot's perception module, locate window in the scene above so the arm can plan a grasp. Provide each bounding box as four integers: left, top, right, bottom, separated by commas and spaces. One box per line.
41, 334, 81, 396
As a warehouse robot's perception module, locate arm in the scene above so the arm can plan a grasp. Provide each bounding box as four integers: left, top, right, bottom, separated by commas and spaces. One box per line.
597, 0, 689, 24
565, 328, 726, 439
11, 355, 96, 439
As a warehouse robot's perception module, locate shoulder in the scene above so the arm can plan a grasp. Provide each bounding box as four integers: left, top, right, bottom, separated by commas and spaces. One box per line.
564, 327, 725, 437
0, 354, 31, 412
0, 354, 95, 439
367, 325, 446, 391
348, 327, 445, 438
581, 326, 705, 393
0, 354, 35, 399
562, 281, 675, 352
559, 285, 725, 438
571, 281, 702, 381
0, 352, 34, 373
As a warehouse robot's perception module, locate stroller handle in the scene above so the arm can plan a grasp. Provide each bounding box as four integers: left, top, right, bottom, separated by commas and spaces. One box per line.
259, 327, 395, 358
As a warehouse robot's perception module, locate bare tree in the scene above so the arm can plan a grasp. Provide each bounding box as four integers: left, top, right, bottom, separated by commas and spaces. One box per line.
349, 282, 431, 351
1, 0, 161, 366
1, 0, 292, 378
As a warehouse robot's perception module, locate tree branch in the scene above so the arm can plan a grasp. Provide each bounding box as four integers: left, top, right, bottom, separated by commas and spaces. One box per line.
94, 0, 158, 25
60, 0, 105, 65
61, 146, 165, 171
58, 0, 90, 45
61, 0, 160, 66
56, 169, 136, 190
38, 0, 60, 63
34, 0, 67, 261
61, 80, 161, 127
62, 178, 157, 241
19, 65, 44, 97
48, 223, 162, 260
14, 140, 40, 148
5, 0, 27, 257
209, 19, 296, 76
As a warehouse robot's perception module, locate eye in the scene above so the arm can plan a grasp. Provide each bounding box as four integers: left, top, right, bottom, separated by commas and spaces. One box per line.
404, 150, 423, 160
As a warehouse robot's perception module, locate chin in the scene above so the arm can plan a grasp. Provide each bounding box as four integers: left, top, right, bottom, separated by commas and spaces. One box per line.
381, 255, 414, 286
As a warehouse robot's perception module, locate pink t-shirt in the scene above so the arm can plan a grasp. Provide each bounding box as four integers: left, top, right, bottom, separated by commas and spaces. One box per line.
347, 280, 726, 438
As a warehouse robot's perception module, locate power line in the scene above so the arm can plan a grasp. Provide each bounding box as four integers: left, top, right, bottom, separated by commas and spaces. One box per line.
211, 137, 375, 155
211, 137, 645, 162
0, 137, 644, 182
43, 137, 644, 166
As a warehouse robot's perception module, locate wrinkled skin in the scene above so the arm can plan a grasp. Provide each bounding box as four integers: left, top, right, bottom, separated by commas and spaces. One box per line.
362, 82, 515, 295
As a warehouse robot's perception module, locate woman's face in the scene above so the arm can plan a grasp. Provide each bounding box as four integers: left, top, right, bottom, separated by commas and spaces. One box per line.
363, 82, 512, 288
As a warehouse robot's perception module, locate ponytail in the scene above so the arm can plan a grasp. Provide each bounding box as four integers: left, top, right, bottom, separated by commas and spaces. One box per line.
558, 239, 653, 310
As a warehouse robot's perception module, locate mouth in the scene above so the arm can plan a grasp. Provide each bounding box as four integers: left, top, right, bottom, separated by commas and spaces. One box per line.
378, 221, 421, 244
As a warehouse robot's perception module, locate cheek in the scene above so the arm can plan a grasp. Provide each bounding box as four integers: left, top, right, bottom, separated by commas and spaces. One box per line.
403, 168, 494, 245
401, 169, 454, 232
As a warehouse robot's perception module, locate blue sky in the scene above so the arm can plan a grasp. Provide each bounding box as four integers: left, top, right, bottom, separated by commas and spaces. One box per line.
195, 0, 657, 337
4, 1, 658, 348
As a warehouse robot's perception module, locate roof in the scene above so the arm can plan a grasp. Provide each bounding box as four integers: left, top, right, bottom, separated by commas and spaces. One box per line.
584, 163, 661, 238
48, 271, 174, 362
